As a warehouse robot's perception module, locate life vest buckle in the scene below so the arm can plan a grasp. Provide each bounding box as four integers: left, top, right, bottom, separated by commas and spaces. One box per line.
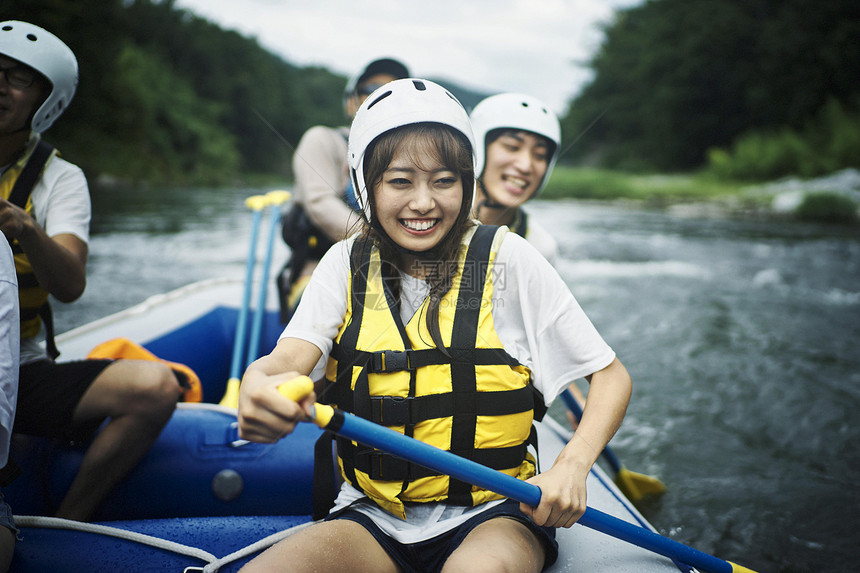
370, 395, 412, 426
360, 450, 410, 481
370, 350, 414, 373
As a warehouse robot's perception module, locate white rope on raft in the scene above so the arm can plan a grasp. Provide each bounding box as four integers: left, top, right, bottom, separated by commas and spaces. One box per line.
199, 521, 314, 573
14, 515, 315, 572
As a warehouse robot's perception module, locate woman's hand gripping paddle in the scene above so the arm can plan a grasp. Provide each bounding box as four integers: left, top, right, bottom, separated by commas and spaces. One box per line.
561, 389, 666, 502
275, 377, 757, 573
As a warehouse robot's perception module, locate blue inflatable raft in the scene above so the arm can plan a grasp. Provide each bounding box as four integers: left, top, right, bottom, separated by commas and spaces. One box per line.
6, 279, 686, 572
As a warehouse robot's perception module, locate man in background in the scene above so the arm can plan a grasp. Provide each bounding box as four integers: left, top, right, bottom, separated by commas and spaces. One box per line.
0, 20, 182, 523
277, 57, 410, 317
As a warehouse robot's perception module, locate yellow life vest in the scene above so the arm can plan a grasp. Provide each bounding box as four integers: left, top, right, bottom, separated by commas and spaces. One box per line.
323, 224, 542, 518
1, 138, 58, 355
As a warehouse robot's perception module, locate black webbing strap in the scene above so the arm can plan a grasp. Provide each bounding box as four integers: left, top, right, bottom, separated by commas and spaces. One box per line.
367, 385, 535, 427
6, 140, 60, 360
311, 430, 338, 520
447, 225, 495, 504
37, 303, 59, 360
7, 139, 54, 209
324, 239, 373, 498
350, 440, 528, 482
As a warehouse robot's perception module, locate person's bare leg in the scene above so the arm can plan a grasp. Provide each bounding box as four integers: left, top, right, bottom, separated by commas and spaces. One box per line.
240, 519, 400, 573
54, 360, 181, 521
442, 517, 545, 573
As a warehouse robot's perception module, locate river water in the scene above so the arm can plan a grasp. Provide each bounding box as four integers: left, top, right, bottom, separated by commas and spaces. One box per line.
53, 185, 859, 572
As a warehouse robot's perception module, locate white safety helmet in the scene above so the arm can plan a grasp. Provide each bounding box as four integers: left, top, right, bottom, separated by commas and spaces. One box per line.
347, 78, 477, 223
470, 92, 561, 196
0, 21, 78, 133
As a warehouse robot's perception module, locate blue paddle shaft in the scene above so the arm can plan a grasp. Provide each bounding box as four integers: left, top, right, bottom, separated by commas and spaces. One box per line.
246, 205, 282, 366
229, 208, 264, 380
333, 409, 738, 573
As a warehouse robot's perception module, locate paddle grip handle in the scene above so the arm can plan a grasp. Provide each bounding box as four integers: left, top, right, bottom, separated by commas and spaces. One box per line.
277, 376, 314, 401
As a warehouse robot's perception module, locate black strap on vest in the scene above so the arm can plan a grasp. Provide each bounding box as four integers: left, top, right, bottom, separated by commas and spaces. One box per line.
7, 140, 60, 360
311, 430, 338, 520
8, 140, 53, 208
446, 225, 494, 503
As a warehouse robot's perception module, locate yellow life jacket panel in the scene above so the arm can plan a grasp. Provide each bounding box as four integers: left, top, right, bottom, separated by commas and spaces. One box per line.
1, 139, 59, 358
323, 224, 544, 518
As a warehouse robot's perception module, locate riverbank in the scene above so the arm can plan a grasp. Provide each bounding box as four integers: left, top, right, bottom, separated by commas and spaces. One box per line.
544, 166, 860, 224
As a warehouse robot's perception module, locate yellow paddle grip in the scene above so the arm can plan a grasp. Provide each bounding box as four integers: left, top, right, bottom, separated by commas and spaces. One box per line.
277, 375, 314, 401
245, 194, 269, 211
266, 190, 292, 205
276, 376, 335, 428
730, 563, 758, 573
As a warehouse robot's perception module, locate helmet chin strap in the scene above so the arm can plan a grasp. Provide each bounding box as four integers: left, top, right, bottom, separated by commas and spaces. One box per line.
475, 184, 507, 212
477, 197, 507, 211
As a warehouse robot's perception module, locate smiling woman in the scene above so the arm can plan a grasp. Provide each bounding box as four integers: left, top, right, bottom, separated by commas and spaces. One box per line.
470, 92, 562, 264
236, 77, 632, 573
363, 122, 473, 270
374, 156, 463, 258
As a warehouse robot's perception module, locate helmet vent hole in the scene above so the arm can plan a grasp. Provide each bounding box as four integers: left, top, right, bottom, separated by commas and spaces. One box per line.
26, 33, 38, 42
412, 80, 426, 91
1, 26, 12, 32
367, 90, 392, 109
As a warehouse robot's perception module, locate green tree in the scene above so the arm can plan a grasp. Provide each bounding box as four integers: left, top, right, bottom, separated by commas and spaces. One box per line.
2, 0, 347, 184
562, 0, 860, 172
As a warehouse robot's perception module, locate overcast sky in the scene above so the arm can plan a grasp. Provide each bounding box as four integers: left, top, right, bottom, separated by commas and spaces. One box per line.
174, 0, 643, 115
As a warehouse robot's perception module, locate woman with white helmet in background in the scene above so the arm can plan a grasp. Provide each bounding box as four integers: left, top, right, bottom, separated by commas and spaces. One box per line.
470, 92, 562, 264
238, 78, 632, 573
471, 93, 594, 425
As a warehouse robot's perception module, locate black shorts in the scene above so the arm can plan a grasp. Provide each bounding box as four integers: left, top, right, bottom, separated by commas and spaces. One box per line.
330, 499, 559, 573
14, 359, 113, 443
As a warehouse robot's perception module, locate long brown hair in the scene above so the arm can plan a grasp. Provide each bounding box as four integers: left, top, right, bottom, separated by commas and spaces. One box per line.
358, 122, 475, 351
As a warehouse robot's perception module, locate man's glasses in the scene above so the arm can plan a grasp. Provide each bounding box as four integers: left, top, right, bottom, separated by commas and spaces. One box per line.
0, 65, 37, 89
356, 82, 386, 97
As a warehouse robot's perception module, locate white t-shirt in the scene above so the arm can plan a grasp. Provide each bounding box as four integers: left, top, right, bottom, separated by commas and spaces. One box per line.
523, 216, 559, 266
0, 240, 20, 466
281, 227, 615, 542
17, 153, 91, 364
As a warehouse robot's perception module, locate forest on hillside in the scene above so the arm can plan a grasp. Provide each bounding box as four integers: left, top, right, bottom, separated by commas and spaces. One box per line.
3, 0, 348, 185
3, 0, 859, 185
563, 0, 860, 178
